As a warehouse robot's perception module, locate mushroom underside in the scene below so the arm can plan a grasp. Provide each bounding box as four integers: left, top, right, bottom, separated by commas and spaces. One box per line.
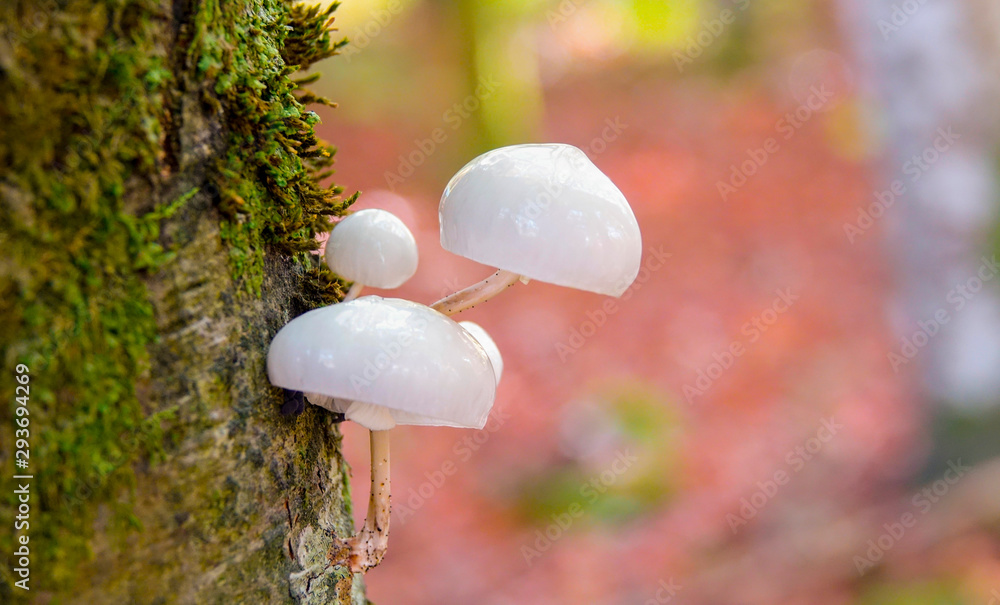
304, 393, 488, 430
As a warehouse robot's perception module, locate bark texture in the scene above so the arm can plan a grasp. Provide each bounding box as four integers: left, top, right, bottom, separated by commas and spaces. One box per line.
0, 1, 363, 602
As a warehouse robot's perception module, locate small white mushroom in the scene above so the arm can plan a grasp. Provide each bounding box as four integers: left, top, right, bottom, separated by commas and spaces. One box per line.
459, 321, 503, 384
267, 296, 496, 572
325, 208, 418, 301
433, 144, 642, 315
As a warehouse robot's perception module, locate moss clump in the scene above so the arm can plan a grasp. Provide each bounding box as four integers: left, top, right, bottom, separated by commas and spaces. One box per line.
0, 0, 353, 594
189, 0, 356, 295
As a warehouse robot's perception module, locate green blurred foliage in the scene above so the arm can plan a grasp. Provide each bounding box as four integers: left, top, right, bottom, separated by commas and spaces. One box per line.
315, 0, 814, 186
858, 580, 969, 605
514, 383, 680, 527
623, 0, 701, 51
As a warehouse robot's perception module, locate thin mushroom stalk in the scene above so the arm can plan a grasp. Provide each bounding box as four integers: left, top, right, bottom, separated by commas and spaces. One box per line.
350, 429, 391, 572
343, 282, 365, 302
431, 269, 522, 316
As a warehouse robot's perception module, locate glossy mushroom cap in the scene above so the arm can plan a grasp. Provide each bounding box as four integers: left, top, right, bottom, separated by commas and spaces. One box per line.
306, 321, 502, 429
267, 297, 496, 430
325, 209, 419, 289
439, 144, 642, 297
459, 321, 503, 384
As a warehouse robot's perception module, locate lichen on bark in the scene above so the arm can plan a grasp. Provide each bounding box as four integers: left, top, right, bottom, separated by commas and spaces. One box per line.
0, 0, 361, 602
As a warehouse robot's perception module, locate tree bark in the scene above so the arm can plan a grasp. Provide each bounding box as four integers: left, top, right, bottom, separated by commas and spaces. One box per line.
838, 0, 1000, 408
1, 1, 363, 602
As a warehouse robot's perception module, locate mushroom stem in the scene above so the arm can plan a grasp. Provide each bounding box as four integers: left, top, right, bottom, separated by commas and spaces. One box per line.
343, 282, 365, 302
349, 429, 391, 572
430, 269, 522, 316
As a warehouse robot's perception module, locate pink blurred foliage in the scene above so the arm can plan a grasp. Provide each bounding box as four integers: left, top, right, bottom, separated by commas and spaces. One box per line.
319, 71, 935, 603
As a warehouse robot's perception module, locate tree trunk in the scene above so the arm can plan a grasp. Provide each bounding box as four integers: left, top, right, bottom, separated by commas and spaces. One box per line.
1, 1, 363, 603
839, 0, 1000, 408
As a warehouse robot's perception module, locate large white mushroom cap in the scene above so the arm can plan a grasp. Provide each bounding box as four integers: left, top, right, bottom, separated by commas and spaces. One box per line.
325, 209, 418, 289
439, 144, 642, 297
267, 297, 496, 430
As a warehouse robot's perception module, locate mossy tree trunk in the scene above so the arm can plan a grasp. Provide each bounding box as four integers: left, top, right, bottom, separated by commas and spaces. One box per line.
0, 1, 364, 603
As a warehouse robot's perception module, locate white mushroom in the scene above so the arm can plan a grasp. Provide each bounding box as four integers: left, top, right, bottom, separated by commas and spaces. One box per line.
315, 321, 505, 427
325, 208, 418, 301
459, 321, 503, 384
267, 296, 497, 571
433, 144, 642, 315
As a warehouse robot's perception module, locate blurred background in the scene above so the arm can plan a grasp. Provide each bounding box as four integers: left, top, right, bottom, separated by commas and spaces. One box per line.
312, 0, 1000, 602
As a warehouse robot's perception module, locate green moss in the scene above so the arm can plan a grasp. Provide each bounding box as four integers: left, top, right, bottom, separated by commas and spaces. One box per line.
512, 383, 679, 526
302, 265, 354, 308
190, 0, 356, 295
0, 0, 353, 594
0, 0, 182, 587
